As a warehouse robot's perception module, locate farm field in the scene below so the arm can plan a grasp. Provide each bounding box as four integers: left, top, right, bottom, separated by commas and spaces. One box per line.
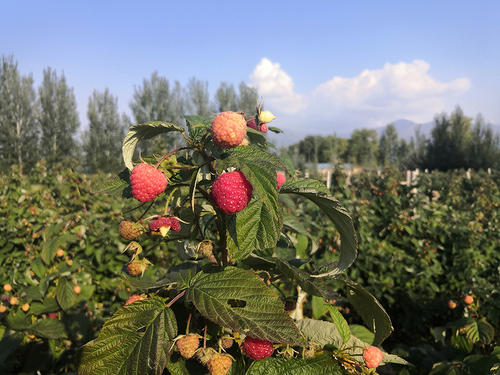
1, 158, 498, 374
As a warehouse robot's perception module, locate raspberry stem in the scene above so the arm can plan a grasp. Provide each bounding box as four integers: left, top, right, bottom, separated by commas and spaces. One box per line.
154, 147, 191, 169
166, 290, 186, 308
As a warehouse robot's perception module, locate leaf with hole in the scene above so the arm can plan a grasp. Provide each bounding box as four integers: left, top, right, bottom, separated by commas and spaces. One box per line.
186, 266, 305, 345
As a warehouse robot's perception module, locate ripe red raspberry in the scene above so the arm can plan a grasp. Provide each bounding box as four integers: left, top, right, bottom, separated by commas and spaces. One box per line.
210, 171, 253, 214
130, 163, 168, 202
211, 112, 247, 148
207, 354, 233, 375
464, 295, 474, 304
149, 217, 181, 232
260, 123, 268, 133
243, 337, 274, 360
247, 119, 257, 130
119, 220, 142, 240
276, 172, 286, 189
363, 346, 383, 369
125, 294, 146, 306
48, 312, 58, 319
176, 334, 200, 359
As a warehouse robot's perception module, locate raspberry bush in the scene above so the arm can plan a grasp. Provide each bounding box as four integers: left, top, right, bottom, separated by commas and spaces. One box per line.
74, 108, 407, 374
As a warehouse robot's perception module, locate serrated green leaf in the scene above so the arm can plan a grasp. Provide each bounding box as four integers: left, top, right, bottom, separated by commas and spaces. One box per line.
280, 178, 357, 277
30, 319, 67, 339
451, 333, 473, 353
296, 319, 407, 366
226, 199, 281, 260
349, 325, 374, 345
245, 353, 346, 375
41, 233, 77, 265
122, 121, 184, 170
30, 297, 59, 315
312, 296, 328, 319
273, 258, 334, 299
6, 311, 30, 330
79, 296, 178, 375
325, 304, 351, 345
465, 320, 495, 344
96, 168, 132, 198
341, 278, 393, 346
186, 267, 305, 345
56, 278, 77, 311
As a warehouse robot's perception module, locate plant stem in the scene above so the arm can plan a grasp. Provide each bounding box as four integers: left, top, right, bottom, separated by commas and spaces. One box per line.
166, 290, 186, 308
186, 313, 192, 335
155, 147, 191, 168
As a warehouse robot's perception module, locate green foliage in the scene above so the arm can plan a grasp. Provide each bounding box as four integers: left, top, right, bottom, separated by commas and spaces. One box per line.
79, 297, 177, 375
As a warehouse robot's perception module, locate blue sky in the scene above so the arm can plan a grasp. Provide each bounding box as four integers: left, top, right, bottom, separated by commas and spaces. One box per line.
1, 0, 499, 139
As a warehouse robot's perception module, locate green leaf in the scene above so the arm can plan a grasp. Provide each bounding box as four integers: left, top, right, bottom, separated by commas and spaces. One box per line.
280, 178, 357, 276
341, 278, 393, 346
96, 168, 132, 198
273, 258, 334, 299
79, 296, 178, 375
186, 266, 305, 345
245, 353, 345, 375
349, 325, 374, 345
226, 199, 281, 260
451, 333, 473, 353
41, 233, 77, 265
325, 304, 351, 345
56, 278, 77, 311
30, 319, 67, 339
465, 319, 495, 344
30, 297, 59, 314
6, 311, 30, 330
296, 319, 407, 366
122, 121, 184, 170
312, 296, 328, 320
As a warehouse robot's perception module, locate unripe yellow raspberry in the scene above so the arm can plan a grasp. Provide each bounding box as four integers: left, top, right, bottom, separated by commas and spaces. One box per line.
258, 110, 276, 123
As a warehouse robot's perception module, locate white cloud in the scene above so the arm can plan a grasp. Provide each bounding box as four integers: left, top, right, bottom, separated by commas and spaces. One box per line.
249, 58, 305, 114
248, 59, 470, 139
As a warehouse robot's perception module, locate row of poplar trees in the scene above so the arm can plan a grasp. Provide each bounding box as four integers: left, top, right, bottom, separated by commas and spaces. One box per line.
0, 55, 258, 174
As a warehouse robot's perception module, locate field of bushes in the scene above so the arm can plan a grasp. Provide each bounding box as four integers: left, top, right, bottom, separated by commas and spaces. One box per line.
0, 162, 499, 374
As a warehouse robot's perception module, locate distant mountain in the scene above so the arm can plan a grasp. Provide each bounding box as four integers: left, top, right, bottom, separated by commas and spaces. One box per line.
376, 119, 433, 140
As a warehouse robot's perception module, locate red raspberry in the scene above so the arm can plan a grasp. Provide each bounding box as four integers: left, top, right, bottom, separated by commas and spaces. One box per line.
243, 337, 274, 360
125, 294, 146, 306
276, 172, 286, 189
211, 112, 247, 148
464, 295, 474, 304
210, 171, 253, 214
149, 217, 181, 232
48, 312, 58, 319
130, 163, 168, 202
260, 123, 268, 133
247, 119, 257, 130
363, 346, 383, 369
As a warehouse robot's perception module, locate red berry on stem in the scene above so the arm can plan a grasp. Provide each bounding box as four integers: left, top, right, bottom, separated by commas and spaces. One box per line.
211, 171, 253, 214
130, 163, 168, 202
243, 337, 274, 360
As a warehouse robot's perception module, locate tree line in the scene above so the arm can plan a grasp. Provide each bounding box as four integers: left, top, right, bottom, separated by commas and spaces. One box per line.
282, 107, 500, 171
0, 55, 258, 174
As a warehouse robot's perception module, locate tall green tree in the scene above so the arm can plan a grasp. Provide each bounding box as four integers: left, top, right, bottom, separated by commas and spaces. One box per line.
130, 72, 184, 153
378, 124, 399, 167
346, 129, 378, 166
215, 82, 238, 112
185, 77, 212, 117
0, 55, 39, 174
467, 115, 500, 169
38, 67, 80, 166
425, 107, 472, 170
83, 89, 125, 173
238, 82, 258, 115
